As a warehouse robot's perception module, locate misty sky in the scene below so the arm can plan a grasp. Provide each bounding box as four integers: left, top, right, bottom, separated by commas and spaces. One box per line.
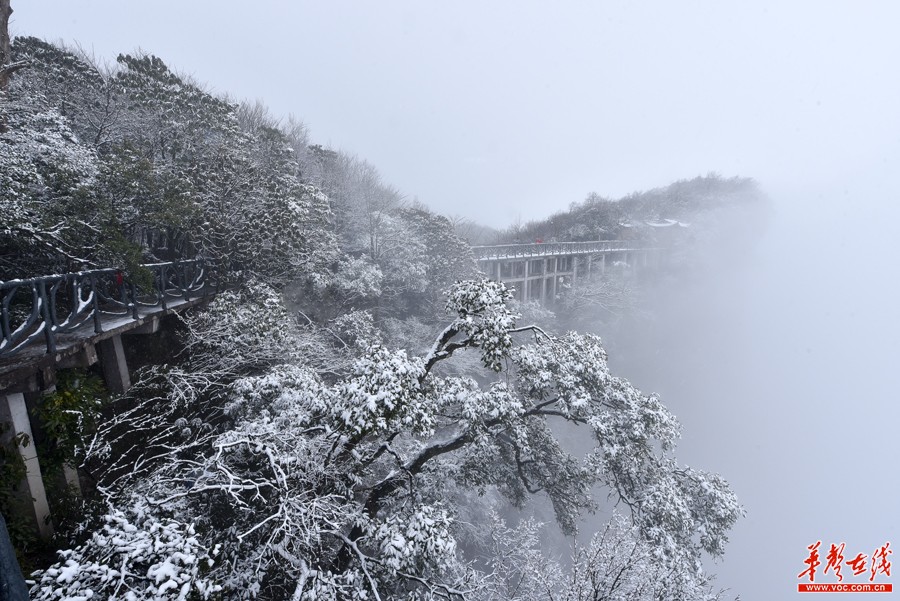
11, 1, 900, 227
10, 2, 900, 599
607, 180, 900, 598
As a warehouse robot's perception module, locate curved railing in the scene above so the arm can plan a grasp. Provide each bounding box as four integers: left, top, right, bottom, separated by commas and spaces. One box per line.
471, 240, 644, 260
0, 260, 213, 358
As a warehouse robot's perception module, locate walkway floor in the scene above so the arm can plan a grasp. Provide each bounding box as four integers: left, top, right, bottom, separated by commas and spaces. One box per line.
0, 295, 209, 390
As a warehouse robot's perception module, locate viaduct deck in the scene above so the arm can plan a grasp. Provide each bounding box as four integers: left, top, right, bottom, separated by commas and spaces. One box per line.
472, 240, 659, 303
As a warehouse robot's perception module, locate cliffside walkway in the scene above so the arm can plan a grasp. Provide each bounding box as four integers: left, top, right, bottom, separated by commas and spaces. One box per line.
0, 260, 216, 538
0, 260, 215, 388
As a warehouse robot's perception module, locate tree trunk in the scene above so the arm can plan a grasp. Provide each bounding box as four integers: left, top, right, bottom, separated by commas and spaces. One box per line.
0, 0, 11, 92
0, 0, 11, 133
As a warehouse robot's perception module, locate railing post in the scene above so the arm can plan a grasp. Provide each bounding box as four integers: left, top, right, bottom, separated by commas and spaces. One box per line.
0, 289, 11, 349
90, 272, 103, 334
65, 275, 77, 326
47, 280, 60, 333
158, 264, 168, 311
129, 281, 139, 319
198, 260, 209, 295
37, 280, 56, 355
178, 263, 189, 301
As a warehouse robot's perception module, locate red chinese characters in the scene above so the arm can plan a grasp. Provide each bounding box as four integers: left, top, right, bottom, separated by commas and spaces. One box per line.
846, 552, 868, 577
871, 542, 892, 582
799, 541, 892, 584
824, 543, 845, 582
799, 541, 822, 582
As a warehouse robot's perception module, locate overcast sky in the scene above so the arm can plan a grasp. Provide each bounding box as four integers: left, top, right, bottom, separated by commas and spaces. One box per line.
11, 2, 900, 599
11, 1, 900, 227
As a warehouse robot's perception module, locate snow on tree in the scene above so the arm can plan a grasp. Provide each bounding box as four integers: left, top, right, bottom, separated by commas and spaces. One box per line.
108, 51, 339, 281
327, 256, 385, 306
33, 498, 222, 601
5, 40, 340, 281
0, 106, 105, 276
34, 279, 741, 600
10, 37, 120, 148
480, 512, 731, 601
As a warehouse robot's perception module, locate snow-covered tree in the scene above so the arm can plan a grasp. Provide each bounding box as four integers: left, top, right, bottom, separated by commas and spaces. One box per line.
0, 106, 109, 276
5, 40, 340, 281
34, 279, 740, 600
10, 37, 120, 148
478, 512, 731, 601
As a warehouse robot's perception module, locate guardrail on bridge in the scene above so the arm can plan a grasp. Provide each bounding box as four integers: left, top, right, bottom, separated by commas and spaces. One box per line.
1, 260, 212, 358
471, 240, 643, 260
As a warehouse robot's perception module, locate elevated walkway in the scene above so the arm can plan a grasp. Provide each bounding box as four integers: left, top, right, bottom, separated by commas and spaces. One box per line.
1, 260, 214, 388
0, 260, 216, 538
472, 240, 660, 303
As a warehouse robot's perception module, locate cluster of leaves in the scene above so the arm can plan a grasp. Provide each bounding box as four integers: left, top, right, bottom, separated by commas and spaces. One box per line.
481, 512, 730, 601
35, 369, 107, 478
32, 280, 741, 600
299, 146, 478, 320
0, 422, 33, 561
34, 497, 222, 601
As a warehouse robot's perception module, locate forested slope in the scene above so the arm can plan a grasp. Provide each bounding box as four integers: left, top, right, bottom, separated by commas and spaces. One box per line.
1, 37, 475, 318
496, 175, 763, 244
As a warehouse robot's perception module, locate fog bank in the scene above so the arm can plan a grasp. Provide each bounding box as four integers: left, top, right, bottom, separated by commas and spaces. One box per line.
607, 180, 900, 598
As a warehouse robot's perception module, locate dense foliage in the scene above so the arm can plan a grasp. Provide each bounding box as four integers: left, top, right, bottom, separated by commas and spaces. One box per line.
33, 280, 740, 600
1, 37, 474, 308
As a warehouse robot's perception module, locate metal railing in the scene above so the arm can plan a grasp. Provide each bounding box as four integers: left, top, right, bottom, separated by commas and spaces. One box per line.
471, 240, 643, 261
0, 260, 213, 358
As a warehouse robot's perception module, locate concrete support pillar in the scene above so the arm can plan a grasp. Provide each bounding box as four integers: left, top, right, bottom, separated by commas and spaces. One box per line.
600, 254, 606, 274
129, 317, 160, 335
0, 393, 52, 539
587, 255, 593, 276
523, 260, 530, 301
59, 341, 98, 370
99, 334, 130, 394
63, 465, 81, 492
